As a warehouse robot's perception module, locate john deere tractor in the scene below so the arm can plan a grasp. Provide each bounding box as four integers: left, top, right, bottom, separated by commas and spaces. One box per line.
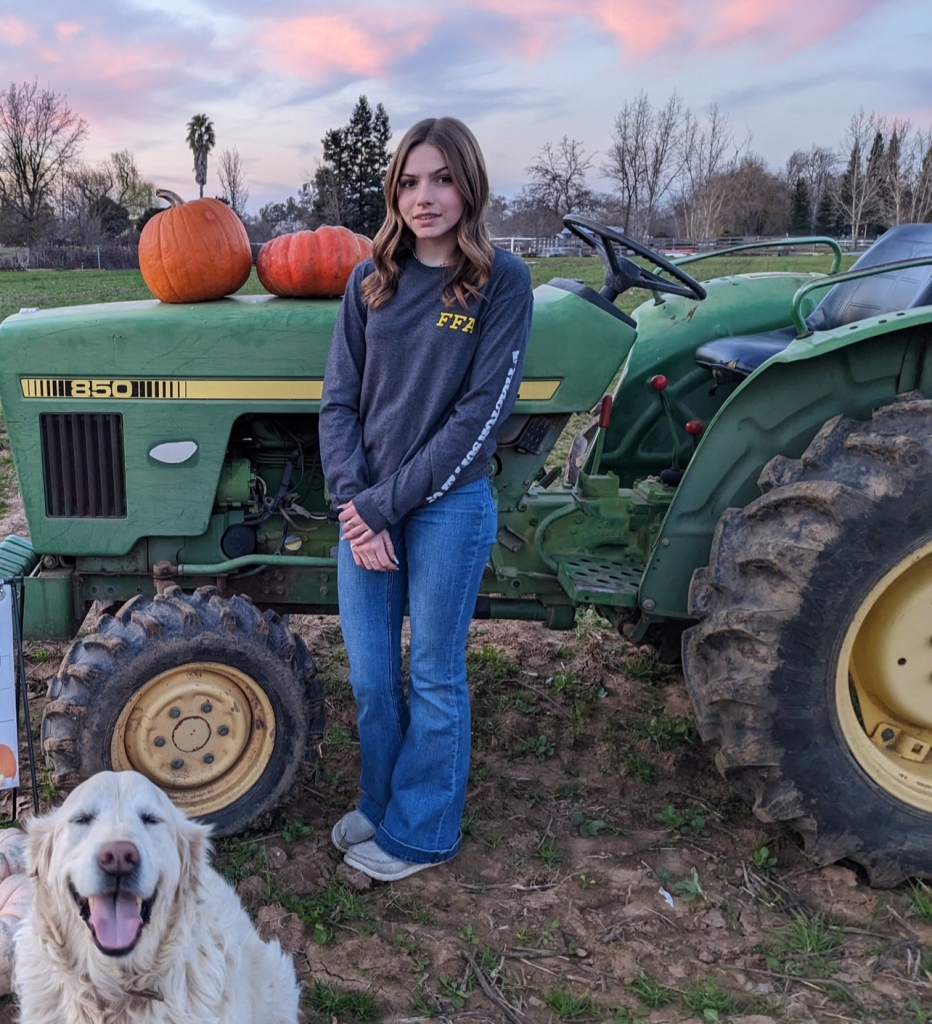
3, 216, 932, 885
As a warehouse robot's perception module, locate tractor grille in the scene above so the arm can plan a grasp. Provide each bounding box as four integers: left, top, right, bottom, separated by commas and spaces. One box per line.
40, 413, 126, 518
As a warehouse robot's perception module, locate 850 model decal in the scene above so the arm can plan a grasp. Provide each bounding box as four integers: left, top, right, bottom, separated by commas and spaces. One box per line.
20, 378, 560, 401
20, 378, 324, 400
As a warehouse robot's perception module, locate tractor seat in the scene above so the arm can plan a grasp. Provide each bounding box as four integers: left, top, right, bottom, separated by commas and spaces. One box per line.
695, 224, 932, 383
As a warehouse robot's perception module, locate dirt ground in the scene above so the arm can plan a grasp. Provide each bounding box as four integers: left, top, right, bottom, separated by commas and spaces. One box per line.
9, 608, 927, 1023
0, 462, 928, 1024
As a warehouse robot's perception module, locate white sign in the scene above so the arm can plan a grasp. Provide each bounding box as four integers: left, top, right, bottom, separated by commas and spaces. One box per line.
0, 588, 20, 789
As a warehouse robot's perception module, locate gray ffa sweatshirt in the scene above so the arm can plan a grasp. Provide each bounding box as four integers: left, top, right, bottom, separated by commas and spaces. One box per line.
319, 248, 533, 534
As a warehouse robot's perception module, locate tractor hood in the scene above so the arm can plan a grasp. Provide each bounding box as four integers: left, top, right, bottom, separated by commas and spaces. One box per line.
0, 285, 632, 556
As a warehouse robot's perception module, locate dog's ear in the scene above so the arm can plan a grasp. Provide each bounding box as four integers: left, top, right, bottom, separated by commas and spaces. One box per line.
25, 808, 59, 883
175, 816, 213, 891
23, 808, 69, 950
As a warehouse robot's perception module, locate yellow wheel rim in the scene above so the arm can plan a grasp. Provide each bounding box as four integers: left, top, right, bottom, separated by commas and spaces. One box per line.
111, 662, 276, 817
836, 537, 932, 813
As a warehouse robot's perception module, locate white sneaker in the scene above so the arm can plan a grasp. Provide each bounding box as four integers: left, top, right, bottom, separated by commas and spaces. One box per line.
343, 840, 435, 881
330, 810, 376, 853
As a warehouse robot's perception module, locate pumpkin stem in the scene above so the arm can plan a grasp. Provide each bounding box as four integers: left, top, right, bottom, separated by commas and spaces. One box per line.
156, 189, 185, 208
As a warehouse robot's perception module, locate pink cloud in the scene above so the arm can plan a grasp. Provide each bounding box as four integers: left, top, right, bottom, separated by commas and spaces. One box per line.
699, 0, 892, 56
55, 22, 83, 42
465, 0, 684, 59
0, 16, 35, 46
455, 0, 890, 62
27, 30, 197, 98
590, 0, 683, 56
257, 12, 440, 81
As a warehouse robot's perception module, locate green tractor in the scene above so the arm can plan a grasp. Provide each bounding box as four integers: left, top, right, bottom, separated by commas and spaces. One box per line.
3, 216, 932, 885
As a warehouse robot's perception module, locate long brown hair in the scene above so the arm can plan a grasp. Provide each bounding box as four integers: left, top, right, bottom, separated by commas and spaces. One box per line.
361, 117, 494, 310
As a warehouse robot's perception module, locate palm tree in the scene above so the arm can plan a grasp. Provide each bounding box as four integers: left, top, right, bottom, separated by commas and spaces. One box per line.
185, 114, 216, 198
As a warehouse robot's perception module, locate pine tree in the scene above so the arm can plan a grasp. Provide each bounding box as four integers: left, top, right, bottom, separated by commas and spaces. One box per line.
838, 141, 859, 238
312, 96, 391, 236
790, 177, 812, 234
814, 190, 842, 236
865, 130, 890, 236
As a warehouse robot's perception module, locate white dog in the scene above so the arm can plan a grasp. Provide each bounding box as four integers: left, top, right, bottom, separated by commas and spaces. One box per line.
14, 771, 300, 1024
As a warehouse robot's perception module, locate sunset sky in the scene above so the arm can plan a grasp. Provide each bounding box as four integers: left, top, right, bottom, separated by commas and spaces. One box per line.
1, 0, 929, 213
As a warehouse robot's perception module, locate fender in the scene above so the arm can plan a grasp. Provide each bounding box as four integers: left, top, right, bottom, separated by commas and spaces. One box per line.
640, 305, 932, 617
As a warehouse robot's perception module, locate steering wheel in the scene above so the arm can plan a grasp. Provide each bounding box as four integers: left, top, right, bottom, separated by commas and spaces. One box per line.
563, 215, 707, 303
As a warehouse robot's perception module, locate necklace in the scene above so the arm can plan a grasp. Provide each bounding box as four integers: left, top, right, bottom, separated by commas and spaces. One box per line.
412, 249, 450, 268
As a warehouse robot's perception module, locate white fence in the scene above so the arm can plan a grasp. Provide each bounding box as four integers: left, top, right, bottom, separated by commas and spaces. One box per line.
0, 244, 139, 271
492, 234, 875, 258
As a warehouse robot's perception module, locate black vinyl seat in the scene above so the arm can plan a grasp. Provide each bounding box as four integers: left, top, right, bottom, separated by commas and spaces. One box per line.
695, 224, 932, 383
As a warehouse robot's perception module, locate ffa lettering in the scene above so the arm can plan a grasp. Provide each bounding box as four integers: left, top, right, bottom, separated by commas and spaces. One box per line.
435, 312, 475, 333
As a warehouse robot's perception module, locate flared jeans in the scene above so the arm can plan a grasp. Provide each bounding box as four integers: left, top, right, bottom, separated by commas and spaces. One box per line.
337, 477, 497, 864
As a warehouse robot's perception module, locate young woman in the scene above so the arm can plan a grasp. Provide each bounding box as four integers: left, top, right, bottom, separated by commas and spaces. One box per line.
319, 117, 533, 881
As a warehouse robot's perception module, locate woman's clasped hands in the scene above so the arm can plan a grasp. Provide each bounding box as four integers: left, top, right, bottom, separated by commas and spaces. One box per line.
339, 501, 399, 571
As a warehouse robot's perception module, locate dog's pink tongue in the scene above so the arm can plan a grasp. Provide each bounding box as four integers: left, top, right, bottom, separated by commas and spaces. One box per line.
87, 892, 142, 951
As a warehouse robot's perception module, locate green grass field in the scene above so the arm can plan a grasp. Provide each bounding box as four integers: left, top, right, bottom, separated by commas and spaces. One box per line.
0, 251, 856, 325
0, 268, 268, 325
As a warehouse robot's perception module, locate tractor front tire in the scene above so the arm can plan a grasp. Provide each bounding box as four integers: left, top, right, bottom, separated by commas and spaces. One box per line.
43, 585, 324, 837
683, 394, 932, 886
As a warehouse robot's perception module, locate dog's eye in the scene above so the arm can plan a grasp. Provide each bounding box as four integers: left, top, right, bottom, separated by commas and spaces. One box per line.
70, 812, 95, 826
140, 813, 162, 826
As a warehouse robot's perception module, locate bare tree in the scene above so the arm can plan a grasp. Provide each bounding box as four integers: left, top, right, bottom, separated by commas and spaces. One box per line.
722, 154, 790, 236
603, 90, 685, 237
63, 163, 115, 241
63, 150, 154, 241
507, 192, 564, 237
674, 104, 747, 239
911, 128, 932, 224
217, 146, 249, 215
785, 145, 839, 230
486, 193, 510, 236
603, 92, 651, 234
306, 163, 344, 227
109, 149, 155, 223
882, 120, 932, 226
836, 108, 887, 242
525, 137, 595, 218
0, 80, 87, 242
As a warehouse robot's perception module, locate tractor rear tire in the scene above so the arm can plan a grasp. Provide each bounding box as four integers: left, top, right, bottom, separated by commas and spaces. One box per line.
42, 585, 324, 837
683, 394, 932, 886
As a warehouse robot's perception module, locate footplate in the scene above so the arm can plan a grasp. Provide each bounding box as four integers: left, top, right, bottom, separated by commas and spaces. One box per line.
555, 556, 642, 607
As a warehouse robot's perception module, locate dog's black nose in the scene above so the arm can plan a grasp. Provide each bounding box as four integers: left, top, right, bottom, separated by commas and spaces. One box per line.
97, 841, 140, 877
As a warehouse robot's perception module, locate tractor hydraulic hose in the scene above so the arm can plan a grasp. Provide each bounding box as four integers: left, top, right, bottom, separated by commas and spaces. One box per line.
533, 500, 583, 572
176, 553, 337, 575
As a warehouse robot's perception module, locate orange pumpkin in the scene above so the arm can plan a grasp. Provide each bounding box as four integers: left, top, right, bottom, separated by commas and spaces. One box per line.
256, 226, 373, 298
139, 189, 252, 303
0, 746, 15, 782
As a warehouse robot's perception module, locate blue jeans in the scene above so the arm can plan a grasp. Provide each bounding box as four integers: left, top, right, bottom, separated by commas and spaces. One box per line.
337, 477, 497, 864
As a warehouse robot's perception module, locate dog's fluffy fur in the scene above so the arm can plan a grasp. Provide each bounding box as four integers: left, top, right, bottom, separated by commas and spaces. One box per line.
14, 771, 300, 1024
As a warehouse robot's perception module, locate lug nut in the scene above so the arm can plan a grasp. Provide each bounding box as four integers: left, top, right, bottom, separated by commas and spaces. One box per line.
169, 707, 181, 719
171, 758, 184, 770
218, 725, 230, 736
154, 736, 166, 747
204, 753, 214, 764
201, 701, 212, 713
881, 728, 896, 743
